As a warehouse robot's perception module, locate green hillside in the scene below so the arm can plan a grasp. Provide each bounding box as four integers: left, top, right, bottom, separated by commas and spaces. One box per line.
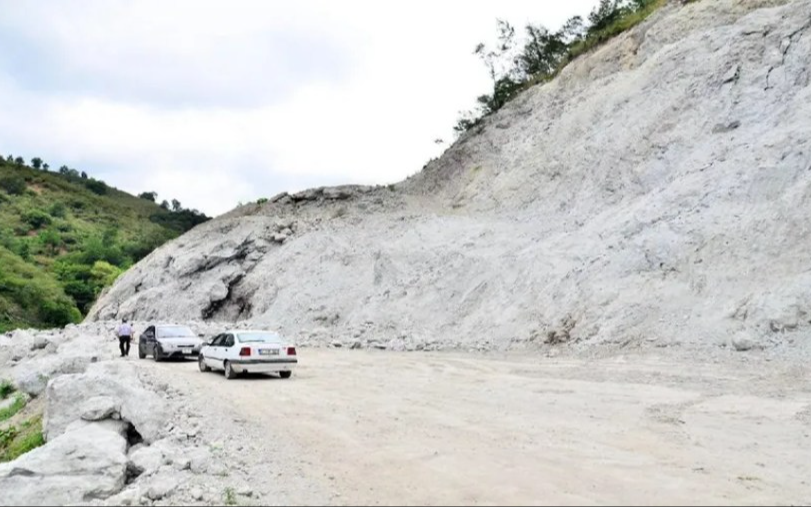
0, 157, 209, 332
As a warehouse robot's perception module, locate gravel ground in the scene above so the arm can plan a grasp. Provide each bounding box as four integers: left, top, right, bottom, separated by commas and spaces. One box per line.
137, 346, 811, 506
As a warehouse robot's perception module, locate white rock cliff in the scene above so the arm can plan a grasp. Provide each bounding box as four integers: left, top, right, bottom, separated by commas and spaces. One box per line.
88, 0, 811, 354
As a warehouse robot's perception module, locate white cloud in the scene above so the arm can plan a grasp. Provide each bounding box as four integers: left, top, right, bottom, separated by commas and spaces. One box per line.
0, 0, 598, 215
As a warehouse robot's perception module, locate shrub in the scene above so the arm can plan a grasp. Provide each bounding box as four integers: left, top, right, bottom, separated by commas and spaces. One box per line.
39, 298, 82, 327
223, 488, 237, 506
62, 279, 96, 314
49, 202, 67, 218
90, 260, 122, 288
39, 229, 61, 254
0, 379, 14, 400
22, 210, 52, 230
257, 198, 268, 205
16, 241, 31, 261
0, 176, 26, 196
84, 179, 107, 195
0, 427, 14, 448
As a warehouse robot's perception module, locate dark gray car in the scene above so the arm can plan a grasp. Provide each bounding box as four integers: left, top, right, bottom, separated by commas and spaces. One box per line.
138, 324, 204, 361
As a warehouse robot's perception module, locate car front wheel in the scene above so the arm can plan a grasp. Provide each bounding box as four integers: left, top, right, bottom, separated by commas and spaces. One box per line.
279, 371, 292, 379
224, 361, 237, 380
198, 355, 210, 372
153, 344, 162, 362
138, 345, 146, 359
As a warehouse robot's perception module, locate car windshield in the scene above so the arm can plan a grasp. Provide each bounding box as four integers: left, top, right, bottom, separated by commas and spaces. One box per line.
237, 332, 282, 344
157, 326, 196, 338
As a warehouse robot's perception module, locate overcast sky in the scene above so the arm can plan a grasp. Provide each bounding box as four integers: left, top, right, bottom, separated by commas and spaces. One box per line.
0, 0, 598, 216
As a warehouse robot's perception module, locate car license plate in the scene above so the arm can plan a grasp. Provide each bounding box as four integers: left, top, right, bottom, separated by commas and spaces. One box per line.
182, 349, 193, 354
260, 349, 279, 356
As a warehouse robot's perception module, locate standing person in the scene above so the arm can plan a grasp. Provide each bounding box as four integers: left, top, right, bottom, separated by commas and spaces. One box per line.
115, 318, 134, 358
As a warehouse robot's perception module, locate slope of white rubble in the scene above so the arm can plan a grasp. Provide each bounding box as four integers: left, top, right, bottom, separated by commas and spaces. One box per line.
89, 0, 811, 356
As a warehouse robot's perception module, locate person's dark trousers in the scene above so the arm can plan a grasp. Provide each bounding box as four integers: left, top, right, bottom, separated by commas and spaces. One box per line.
119, 336, 131, 357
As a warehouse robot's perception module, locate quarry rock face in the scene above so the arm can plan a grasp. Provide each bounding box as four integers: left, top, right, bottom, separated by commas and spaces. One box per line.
89, 0, 811, 354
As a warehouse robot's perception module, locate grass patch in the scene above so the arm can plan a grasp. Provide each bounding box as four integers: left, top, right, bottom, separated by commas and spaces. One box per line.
0, 393, 26, 422
0, 415, 45, 463
223, 487, 238, 506
0, 379, 14, 400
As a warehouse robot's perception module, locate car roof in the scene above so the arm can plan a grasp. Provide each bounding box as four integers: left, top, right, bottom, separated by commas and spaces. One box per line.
225, 329, 281, 335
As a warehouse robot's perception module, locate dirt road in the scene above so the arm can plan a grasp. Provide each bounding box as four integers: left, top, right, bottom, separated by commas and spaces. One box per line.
144, 350, 811, 506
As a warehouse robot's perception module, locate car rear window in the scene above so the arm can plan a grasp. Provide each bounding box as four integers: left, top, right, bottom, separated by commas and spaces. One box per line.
237, 332, 282, 344
157, 326, 196, 338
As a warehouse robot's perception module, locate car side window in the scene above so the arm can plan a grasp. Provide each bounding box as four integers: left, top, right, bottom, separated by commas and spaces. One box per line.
210, 334, 224, 346
224, 334, 235, 348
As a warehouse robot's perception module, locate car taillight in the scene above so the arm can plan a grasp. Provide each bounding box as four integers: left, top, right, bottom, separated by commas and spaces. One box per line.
239, 347, 251, 357
287, 347, 296, 356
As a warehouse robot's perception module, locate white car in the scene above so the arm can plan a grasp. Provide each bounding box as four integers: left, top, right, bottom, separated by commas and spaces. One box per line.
198, 330, 297, 380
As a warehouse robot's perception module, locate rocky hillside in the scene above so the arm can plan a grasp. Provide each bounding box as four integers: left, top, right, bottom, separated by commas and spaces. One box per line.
90, 0, 811, 354
0, 324, 262, 505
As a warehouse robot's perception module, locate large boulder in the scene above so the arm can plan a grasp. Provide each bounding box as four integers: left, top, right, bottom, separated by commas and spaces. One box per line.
10, 329, 116, 398
44, 362, 169, 444
13, 369, 50, 398
30, 335, 49, 351
731, 331, 758, 352
1, 330, 36, 365
13, 354, 97, 397
128, 445, 165, 476
81, 395, 121, 422
0, 420, 129, 505
145, 472, 181, 501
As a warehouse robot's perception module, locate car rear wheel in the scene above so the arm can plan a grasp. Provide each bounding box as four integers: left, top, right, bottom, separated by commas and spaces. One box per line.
198, 355, 210, 372
138, 345, 146, 359
279, 371, 292, 379
224, 361, 236, 380
153, 344, 162, 362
